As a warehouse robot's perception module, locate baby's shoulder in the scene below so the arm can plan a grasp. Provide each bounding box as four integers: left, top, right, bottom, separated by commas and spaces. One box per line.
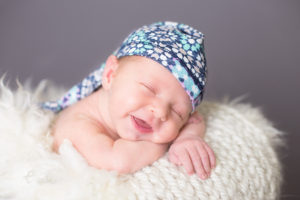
54, 101, 103, 130
52, 91, 114, 137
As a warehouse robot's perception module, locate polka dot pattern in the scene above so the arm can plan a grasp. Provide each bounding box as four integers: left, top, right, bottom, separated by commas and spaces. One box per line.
115, 21, 207, 110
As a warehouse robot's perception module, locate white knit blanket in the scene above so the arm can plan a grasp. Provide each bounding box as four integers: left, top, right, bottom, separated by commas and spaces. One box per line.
0, 79, 283, 200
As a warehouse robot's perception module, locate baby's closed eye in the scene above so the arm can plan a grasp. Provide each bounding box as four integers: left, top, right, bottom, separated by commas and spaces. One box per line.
171, 108, 183, 120
139, 82, 156, 94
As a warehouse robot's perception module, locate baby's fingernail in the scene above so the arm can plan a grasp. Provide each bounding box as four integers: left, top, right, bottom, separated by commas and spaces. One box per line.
201, 174, 207, 179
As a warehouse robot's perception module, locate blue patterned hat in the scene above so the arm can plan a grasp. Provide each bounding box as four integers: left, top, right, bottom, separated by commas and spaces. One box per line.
115, 21, 207, 110
41, 21, 207, 112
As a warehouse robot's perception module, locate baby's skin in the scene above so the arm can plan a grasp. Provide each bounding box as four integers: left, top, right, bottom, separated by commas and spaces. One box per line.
52, 55, 215, 179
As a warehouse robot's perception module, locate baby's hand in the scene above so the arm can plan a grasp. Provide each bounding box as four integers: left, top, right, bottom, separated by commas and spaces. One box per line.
168, 136, 215, 179
168, 111, 215, 179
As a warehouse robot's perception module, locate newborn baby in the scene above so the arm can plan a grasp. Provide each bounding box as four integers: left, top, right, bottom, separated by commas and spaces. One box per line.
43, 22, 215, 180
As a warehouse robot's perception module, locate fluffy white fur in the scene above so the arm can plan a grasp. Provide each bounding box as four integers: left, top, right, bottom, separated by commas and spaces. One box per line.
0, 78, 283, 200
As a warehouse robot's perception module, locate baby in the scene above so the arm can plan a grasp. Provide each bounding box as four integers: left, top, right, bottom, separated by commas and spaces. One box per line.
42, 21, 215, 180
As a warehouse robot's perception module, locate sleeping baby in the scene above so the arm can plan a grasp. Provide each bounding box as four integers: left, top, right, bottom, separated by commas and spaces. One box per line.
42, 21, 215, 180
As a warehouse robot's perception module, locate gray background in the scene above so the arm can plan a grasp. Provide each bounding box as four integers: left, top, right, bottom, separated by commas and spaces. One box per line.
0, 0, 299, 199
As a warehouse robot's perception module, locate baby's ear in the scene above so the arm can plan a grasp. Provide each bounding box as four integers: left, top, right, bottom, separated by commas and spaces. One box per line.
102, 55, 119, 89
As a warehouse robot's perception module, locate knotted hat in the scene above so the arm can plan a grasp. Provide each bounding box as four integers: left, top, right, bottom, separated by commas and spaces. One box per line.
42, 21, 207, 112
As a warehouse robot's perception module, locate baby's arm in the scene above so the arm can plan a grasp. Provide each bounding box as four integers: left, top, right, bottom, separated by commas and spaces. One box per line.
168, 111, 216, 179
52, 109, 168, 174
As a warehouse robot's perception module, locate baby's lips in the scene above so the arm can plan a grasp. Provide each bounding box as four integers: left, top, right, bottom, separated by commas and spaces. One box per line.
134, 116, 152, 129
131, 115, 153, 134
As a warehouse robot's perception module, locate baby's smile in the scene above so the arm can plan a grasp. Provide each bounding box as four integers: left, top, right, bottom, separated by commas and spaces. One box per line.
131, 115, 153, 134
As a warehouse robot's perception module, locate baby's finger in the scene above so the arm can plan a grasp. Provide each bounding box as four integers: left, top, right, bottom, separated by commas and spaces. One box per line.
168, 152, 181, 165
188, 146, 207, 179
196, 144, 211, 175
203, 142, 216, 169
180, 148, 194, 175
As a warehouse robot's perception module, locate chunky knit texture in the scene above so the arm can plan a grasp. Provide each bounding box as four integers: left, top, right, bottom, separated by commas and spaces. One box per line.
0, 78, 283, 200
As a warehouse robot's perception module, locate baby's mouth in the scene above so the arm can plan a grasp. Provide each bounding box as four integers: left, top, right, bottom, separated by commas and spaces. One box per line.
131, 115, 153, 134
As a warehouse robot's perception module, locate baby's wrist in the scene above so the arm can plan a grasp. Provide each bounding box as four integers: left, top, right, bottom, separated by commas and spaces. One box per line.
174, 130, 203, 143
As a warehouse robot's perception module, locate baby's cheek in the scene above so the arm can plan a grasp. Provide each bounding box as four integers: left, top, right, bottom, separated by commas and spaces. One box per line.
153, 123, 178, 143
162, 122, 181, 143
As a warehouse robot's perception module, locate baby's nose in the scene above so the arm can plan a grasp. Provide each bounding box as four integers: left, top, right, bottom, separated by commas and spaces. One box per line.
149, 99, 170, 121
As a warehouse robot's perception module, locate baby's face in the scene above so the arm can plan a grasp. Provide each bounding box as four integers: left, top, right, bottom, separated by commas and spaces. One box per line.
104, 55, 192, 144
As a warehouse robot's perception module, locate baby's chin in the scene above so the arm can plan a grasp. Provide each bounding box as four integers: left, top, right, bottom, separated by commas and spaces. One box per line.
151, 137, 174, 144
116, 129, 145, 141
116, 124, 175, 144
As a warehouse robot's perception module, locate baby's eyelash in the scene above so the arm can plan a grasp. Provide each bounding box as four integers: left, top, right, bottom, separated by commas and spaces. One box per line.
172, 108, 183, 120
140, 83, 155, 93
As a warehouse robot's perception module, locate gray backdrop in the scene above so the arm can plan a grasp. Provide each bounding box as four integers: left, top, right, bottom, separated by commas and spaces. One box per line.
0, 0, 299, 199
